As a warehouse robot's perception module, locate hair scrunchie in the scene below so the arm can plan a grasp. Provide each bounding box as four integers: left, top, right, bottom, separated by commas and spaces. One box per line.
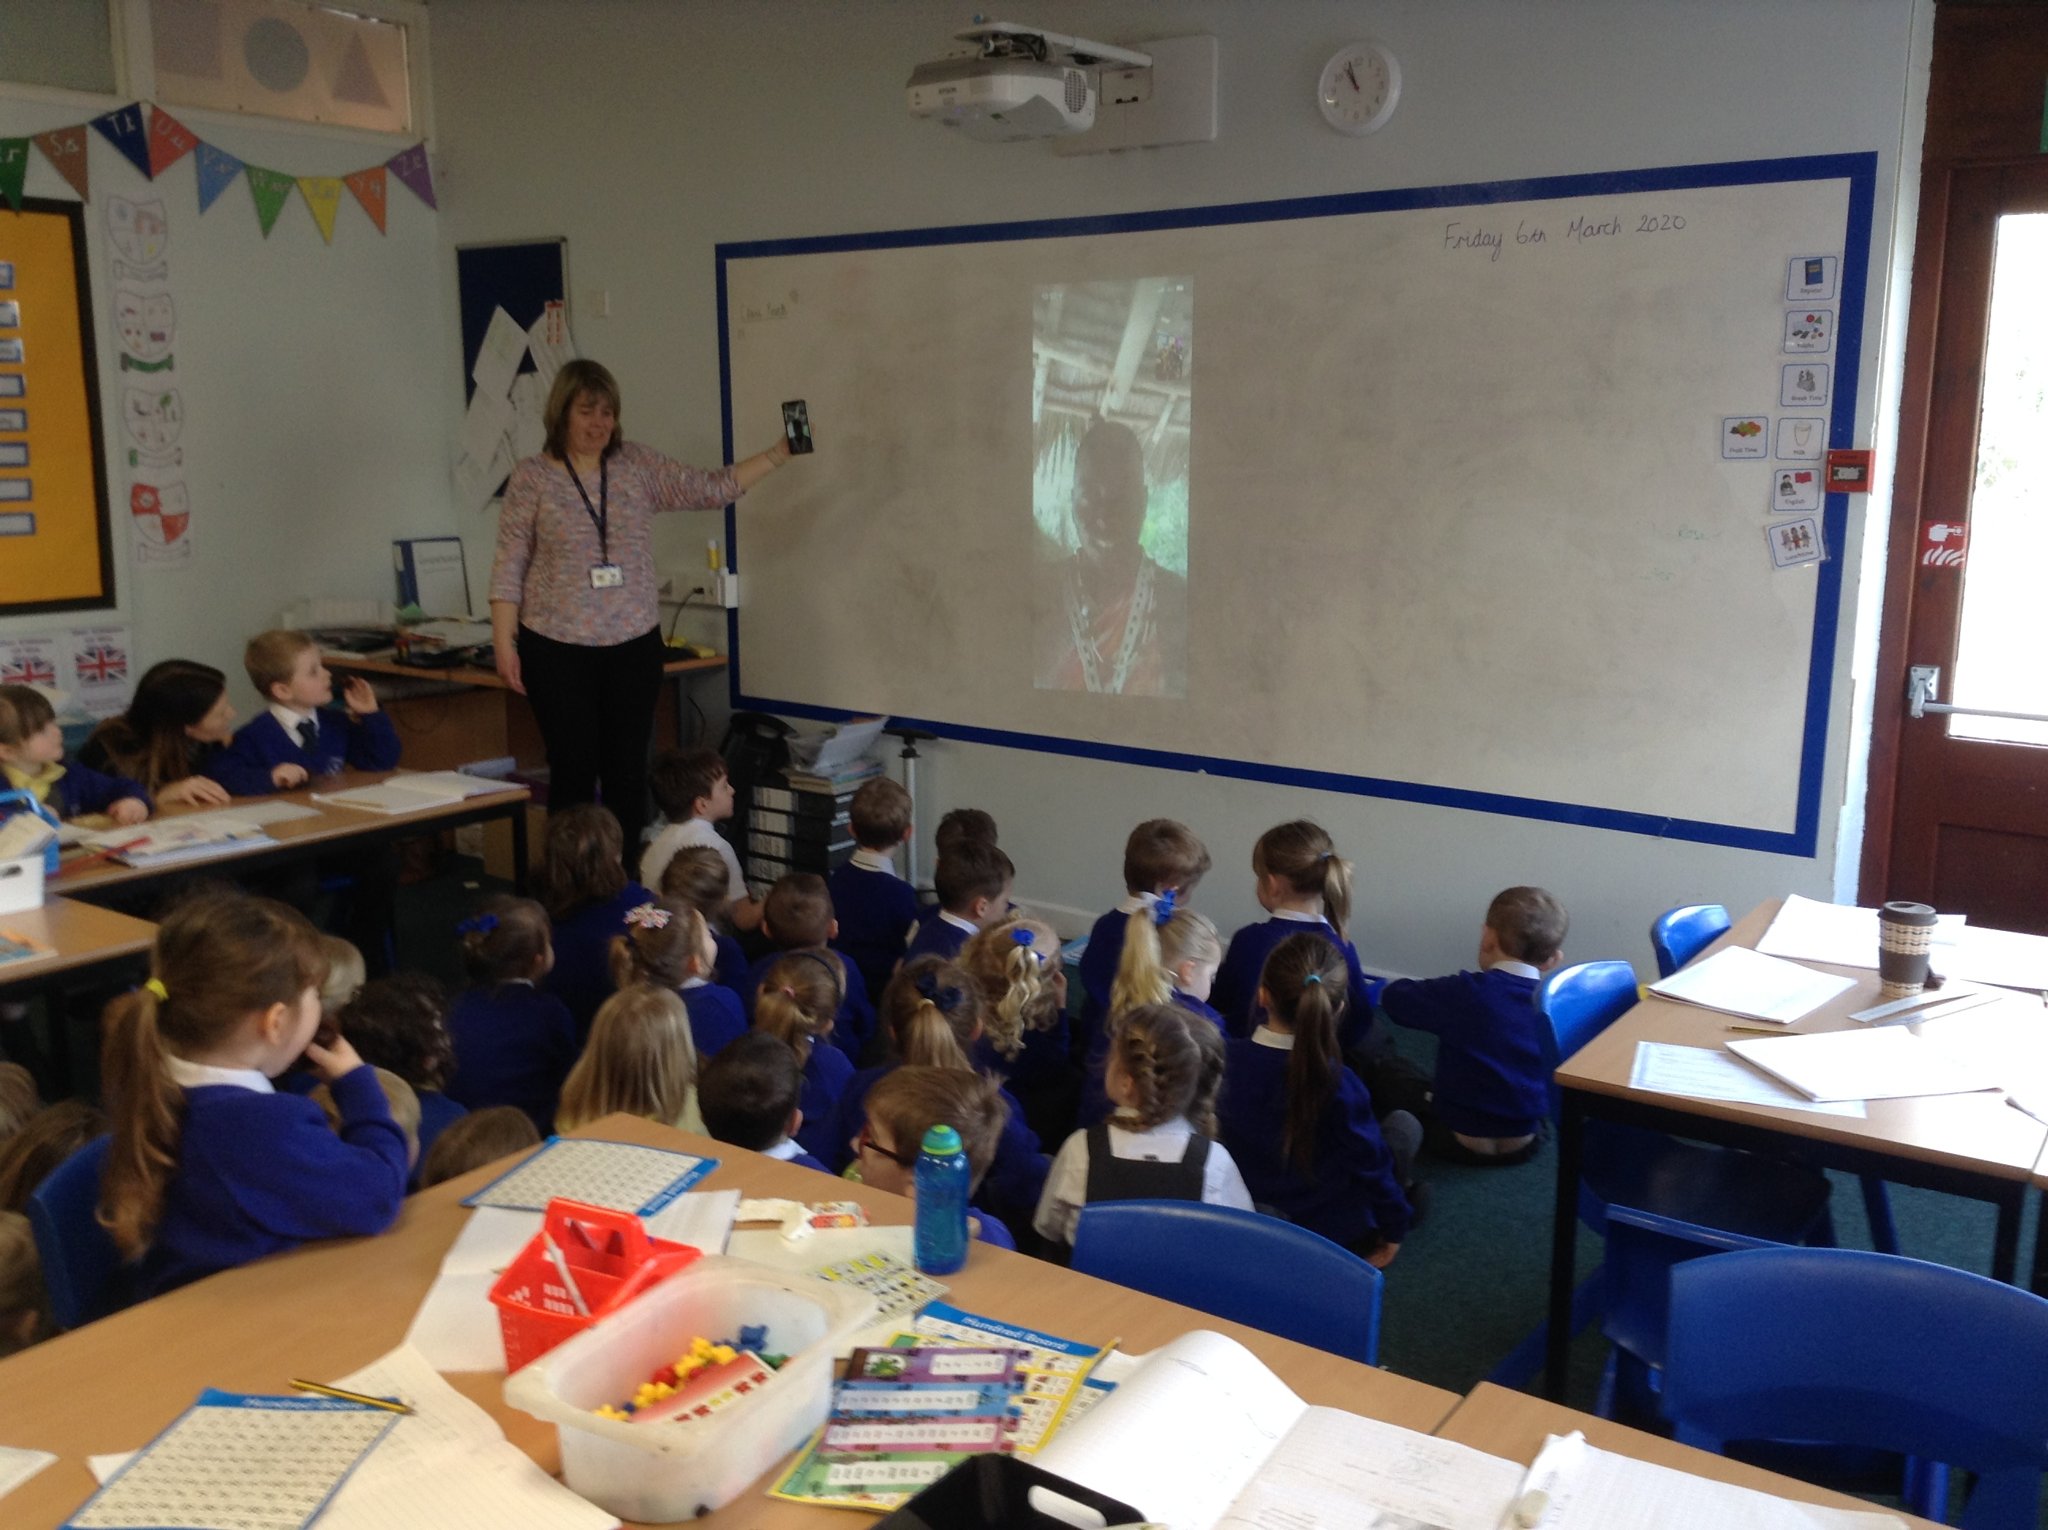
624, 903, 670, 931
143, 977, 169, 1001
915, 969, 965, 1014
456, 912, 498, 936
1302, 972, 1323, 986
1152, 887, 1178, 927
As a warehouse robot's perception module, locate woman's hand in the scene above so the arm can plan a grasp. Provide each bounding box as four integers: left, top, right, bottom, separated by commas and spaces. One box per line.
157, 776, 230, 808
495, 644, 524, 694
489, 600, 524, 694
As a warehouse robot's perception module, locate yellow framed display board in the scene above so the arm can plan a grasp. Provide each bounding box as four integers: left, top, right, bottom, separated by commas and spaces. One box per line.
0, 198, 114, 614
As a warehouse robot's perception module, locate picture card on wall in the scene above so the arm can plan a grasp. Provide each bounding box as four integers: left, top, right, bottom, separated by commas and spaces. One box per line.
1780, 362, 1829, 408
1771, 466, 1820, 512
1784, 308, 1833, 353
1767, 516, 1825, 569
1721, 416, 1769, 459
1775, 417, 1824, 460
1786, 254, 1839, 301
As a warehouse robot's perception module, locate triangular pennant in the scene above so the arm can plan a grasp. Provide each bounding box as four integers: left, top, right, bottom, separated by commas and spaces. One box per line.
145, 107, 200, 179
343, 165, 387, 233
0, 139, 28, 213
297, 175, 343, 244
91, 104, 152, 180
34, 125, 90, 201
244, 165, 296, 237
194, 143, 243, 214
385, 142, 436, 210
331, 32, 390, 108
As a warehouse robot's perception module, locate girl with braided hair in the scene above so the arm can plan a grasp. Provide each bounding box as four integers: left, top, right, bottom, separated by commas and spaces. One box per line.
1032, 1001, 1251, 1248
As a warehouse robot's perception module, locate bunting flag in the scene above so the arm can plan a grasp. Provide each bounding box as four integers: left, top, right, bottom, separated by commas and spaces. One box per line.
193, 143, 243, 214
0, 139, 28, 212
33, 125, 89, 201
297, 176, 343, 243
145, 107, 200, 179
343, 165, 387, 233
244, 166, 296, 237
91, 104, 152, 180
386, 142, 436, 210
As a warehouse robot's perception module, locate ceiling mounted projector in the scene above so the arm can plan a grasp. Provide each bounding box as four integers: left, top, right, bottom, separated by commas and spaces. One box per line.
908, 21, 1151, 142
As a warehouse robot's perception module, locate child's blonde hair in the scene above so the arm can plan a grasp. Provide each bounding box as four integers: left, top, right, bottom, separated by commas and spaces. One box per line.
417, 1106, 541, 1189
1106, 1003, 1207, 1134
243, 628, 317, 700
533, 804, 628, 921
317, 936, 365, 1019
310, 1068, 422, 1171
0, 1063, 41, 1146
877, 956, 983, 1072
1254, 820, 1354, 941
659, 845, 732, 921
0, 1211, 50, 1356
99, 893, 328, 1258
752, 951, 842, 1067
1260, 932, 1350, 1175
865, 1066, 1008, 1193
608, 898, 708, 992
558, 985, 698, 1133
458, 896, 553, 988
1107, 900, 1222, 1022
958, 916, 1061, 1063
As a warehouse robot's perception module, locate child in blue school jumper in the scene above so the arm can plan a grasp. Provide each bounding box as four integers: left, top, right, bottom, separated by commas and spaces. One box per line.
905, 839, 1014, 963
820, 957, 1048, 1241
1211, 820, 1374, 1052
753, 950, 856, 1161
1034, 1002, 1251, 1249
334, 972, 468, 1176
443, 896, 580, 1135
828, 777, 921, 1004
957, 915, 1075, 1143
1373, 885, 1567, 1167
698, 1031, 828, 1172
1217, 933, 1419, 1266
99, 893, 408, 1298
0, 683, 152, 824
536, 805, 655, 1037
1077, 898, 1224, 1126
205, 630, 400, 795
745, 874, 874, 1063
1075, 819, 1212, 1058
659, 845, 752, 992
612, 897, 748, 1063
856, 1064, 1020, 1252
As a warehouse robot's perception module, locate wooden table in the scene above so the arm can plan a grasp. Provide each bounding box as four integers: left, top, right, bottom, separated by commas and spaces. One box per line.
50, 771, 533, 900
1544, 899, 2047, 1397
0, 1114, 1459, 1528
1437, 1383, 1944, 1528
0, 896, 157, 992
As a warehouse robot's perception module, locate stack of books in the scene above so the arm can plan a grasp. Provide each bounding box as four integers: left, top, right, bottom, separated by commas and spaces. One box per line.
744, 758, 882, 888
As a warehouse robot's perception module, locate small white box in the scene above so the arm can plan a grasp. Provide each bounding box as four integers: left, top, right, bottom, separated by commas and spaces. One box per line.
502, 1253, 876, 1522
0, 853, 44, 916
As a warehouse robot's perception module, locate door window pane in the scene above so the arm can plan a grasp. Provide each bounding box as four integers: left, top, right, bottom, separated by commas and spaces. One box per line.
1951, 212, 2048, 745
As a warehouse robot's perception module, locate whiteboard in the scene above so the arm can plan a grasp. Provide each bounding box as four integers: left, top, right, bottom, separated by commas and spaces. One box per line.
718, 156, 1873, 855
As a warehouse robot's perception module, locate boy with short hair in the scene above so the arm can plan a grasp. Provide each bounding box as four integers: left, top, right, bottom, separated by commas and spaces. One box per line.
1375, 885, 1568, 1167
856, 1065, 1016, 1249
933, 807, 997, 858
905, 840, 1014, 963
748, 872, 875, 1062
640, 747, 763, 928
207, 630, 399, 796
829, 777, 919, 1003
698, 1031, 826, 1171
1076, 818, 1211, 1050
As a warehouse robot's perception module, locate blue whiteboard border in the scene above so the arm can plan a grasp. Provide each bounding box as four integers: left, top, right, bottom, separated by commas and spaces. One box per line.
716, 152, 1878, 858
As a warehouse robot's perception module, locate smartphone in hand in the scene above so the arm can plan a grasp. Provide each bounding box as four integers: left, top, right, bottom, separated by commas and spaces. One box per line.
782, 399, 814, 455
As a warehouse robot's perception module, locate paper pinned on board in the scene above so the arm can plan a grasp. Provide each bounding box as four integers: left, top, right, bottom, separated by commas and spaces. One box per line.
470, 306, 529, 401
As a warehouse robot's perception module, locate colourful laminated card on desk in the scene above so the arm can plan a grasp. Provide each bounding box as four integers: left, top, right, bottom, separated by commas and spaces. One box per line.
462, 1136, 718, 1216
0, 929, 53, 968
904, 1300, 1118, 1455
64, 1389, 397, 1530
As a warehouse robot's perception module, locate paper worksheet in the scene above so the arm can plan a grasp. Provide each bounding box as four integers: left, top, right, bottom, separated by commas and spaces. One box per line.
1727, 1026, 2005, 1103
470, 306, 528, 401
1649, 945, 1856, 1024
0, 1445, 55, 1504
1755, 894, 1967, 971
1939, 923, 2048, 992
1629, 1042, 1867, 1118
1519, 1429, 1902, 1529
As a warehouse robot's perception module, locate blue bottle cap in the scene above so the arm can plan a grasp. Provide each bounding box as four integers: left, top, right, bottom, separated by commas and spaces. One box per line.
921, 1124, 963, 1155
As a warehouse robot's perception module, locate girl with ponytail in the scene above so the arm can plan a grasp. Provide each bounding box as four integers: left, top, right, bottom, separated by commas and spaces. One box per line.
957, 914, 1070, 1105
1210, 820, 1375, 1045
1077, 894, 1224, 1125
100, 892, 408, 1297
754, 950, 855, 1163
1216, 932, 1418, 1267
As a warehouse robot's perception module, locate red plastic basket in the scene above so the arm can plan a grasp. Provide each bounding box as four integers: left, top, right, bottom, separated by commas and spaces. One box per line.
489, 1198, 703, 1372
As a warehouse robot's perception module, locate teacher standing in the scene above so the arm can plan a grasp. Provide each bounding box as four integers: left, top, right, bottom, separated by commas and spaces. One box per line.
490, 358, 791, 859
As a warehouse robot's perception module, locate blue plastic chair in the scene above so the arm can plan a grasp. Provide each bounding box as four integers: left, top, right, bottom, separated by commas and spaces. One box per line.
1648, 904, 1900, 1257
25, 1135, 128, 1331
1665, 1248, 2048, 1529
1648, 903, 1731, 978
1071, 1199, 1382, 1365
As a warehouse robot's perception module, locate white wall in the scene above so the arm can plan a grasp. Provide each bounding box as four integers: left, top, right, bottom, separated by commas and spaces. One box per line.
428, 0, 1931, 974
0, 91, 455, 718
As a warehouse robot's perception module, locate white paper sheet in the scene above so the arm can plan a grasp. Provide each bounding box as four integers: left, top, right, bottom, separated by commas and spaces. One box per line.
1649, 946, 1856, 1024
0, 1445, 55, 1504
1940, 924, 2048, 992
1727, 1026, 2005, 1102
1629, 1042, 1867, 1117
1755, 894, 1967, 971
526, 305, 577, 387
454, 433, 518, 515
508, 371, 547, 460
457, 385, 515, 469
470, 307, 529, 400
1521, 1430, 1902, 1529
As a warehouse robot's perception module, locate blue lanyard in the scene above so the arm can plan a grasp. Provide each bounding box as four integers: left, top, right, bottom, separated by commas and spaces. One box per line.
564, 456, 610, 564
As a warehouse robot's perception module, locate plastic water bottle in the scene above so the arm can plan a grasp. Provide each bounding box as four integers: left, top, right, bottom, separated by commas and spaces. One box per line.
913, 1124, 971, 1275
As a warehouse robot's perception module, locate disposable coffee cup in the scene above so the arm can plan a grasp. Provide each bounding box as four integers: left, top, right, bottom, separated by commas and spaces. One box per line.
1877, 900, 1938, 999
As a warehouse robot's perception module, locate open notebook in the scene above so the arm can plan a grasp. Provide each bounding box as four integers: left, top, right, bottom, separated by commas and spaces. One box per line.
313, 771, 514, 816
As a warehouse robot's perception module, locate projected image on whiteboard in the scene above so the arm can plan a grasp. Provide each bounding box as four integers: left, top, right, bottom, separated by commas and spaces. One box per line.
1031, 278, 1190, 698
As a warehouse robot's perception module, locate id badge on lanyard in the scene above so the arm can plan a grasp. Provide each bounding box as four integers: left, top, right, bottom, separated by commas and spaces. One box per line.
566, 457, 623, 590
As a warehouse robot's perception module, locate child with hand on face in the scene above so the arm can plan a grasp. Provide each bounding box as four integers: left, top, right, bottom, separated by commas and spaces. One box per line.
99, 893, 409, 1297
0, 684, 151, 826
206, 630, 399, 795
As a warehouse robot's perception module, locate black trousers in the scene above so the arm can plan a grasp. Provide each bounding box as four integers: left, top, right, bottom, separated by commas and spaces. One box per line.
517, 624, 666, 861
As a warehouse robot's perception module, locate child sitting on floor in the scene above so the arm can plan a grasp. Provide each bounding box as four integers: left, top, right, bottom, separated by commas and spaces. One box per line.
1076, 819, 1211, 1053
905, 840, 1014, 963
612, 898, 747, 1061
557, 986, 701, 1134
746, 874, 874, 1063
416, 1105, 542, 1190
754, 951, 853, 1161
1211, 819, 1374, 1049
336, 974, 468, 1172
536, 804, 654, 1036
856, 1065, 1017, 1250
444, 897, 579, 1135
699, 1031, 827, 1171
659, 845, 751, 990
828, 777, 920, 1004
640, 748, 762, 929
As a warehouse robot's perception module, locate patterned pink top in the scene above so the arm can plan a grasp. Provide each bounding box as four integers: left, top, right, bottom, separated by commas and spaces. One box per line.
490, 442, 740, 647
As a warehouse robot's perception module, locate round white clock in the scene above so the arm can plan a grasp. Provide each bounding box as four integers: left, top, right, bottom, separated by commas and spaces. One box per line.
1317, 41, 1401, 135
